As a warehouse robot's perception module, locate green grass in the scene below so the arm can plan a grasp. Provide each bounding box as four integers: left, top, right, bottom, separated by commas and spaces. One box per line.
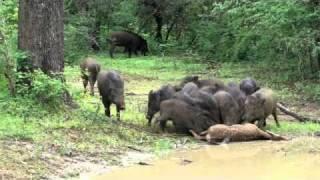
268, 121, 320, 136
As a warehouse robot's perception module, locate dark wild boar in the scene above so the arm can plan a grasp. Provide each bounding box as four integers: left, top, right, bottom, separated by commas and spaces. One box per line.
242, 88, 280, 128
240, 77, 260, 96
226, 82, 246, 116
175, 75, 225, 92
156, 99, 214, 134
146, 85, 176, 126
175, 89, 220, 124
190, 123, 287, 144
107, 31, 148, 58
97, 70, 125, 121
80, 57, 101, 96
213, 91, 241, 125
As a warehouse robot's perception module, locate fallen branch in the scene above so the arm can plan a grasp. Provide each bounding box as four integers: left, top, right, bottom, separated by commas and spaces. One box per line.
277, 102, 320, 123
138, 161, 152, 166
127, 146, 144, 152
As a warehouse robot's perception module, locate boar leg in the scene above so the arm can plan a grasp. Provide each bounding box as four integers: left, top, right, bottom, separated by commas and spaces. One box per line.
109, 44, 115, 58
82, 75, 88, 93
116, 105, 121, 121
147, 115, 153, 126
155, 115, 168, 132
272, 109, 280, 127
102, 97, 111, 117
159, 121, 167, 132
88, 74, 96, 96
127, 47, 132, 58
257, 118, 266, 129
134, 49, 138, 56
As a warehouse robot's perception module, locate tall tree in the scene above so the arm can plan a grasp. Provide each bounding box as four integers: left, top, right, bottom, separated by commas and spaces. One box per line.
18, 0, 64, 74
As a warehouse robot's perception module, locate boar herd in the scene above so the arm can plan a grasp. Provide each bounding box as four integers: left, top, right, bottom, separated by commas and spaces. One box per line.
80, 30, 285, 143
147, 75, 280, 138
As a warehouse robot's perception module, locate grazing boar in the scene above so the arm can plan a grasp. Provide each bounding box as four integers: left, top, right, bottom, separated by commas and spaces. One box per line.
146, 85, 176, 126
213, 91, 241, 125
80, 57, 101, 96
180, 82, 199, 95
242, 88, 280, 128
175, 75, 225, 92
226, 82, 246, 116
174, 75, 199, 91
97, 70, 125, 120
172, 82, 220, 123
156, 99, 214, 134
240, 77, 260, 96
107, 31, 148, 58
190, 123, 287, 144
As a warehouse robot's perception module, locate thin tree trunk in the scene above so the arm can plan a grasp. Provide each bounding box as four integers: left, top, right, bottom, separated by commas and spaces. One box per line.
90, 19, 101, 51
165, 19, 177, 41
154, 14, 163, 42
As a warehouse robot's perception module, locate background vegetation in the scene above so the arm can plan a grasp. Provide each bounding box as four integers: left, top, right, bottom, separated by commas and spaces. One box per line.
63, 0, 320, 100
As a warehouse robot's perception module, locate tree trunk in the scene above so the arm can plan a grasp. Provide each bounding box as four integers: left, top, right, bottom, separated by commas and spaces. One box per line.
154, 13, 163, 42
17, 0, 77, 107
165, 18, 177, 41
18, 0, 64, 75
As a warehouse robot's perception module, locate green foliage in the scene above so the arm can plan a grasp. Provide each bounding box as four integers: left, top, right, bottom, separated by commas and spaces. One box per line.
0, 0, 19, 96
295, 82, 320, 101
29, 71, 66, 108
268, 121, 320, 136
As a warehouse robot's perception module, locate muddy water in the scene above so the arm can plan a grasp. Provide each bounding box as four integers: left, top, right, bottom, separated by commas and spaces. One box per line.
91, 141, 320, 180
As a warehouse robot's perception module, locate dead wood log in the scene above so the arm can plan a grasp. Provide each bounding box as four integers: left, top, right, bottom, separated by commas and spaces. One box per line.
277, 102, 320, 123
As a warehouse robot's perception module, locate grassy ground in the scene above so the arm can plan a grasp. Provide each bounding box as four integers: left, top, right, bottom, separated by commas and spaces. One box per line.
0, 55, 319, 178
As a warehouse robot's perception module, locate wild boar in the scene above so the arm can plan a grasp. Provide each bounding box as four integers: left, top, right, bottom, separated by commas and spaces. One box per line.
174, 75, 225, 92
146, 85, 176, 126
156, 99, 214, 134
80, 57, 101, 96
242, 88, 280, 128
97, 70, 125, 120
226, 82, 246, 116
240, 77, 260, 96
213, 91, 241, 125
107, 31, 148, 58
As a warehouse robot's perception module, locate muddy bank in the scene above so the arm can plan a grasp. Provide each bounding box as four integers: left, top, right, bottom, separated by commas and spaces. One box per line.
92, 137, 320, 180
